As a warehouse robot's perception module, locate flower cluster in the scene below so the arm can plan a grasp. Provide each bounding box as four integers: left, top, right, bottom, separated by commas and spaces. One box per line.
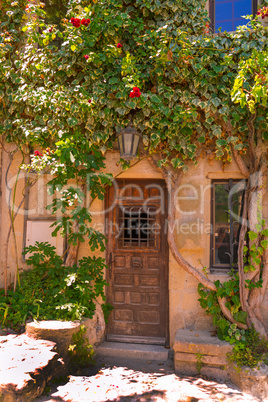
34, 148, 53, 158
129, 87, 141, 98
203, 21, 210, 34
117, 43, 122, 48
70, 18, 91, 27
257, 6, 268, 19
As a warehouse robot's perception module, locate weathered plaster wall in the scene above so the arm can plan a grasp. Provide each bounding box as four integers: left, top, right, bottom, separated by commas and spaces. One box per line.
0, 148, 267, 346
0, 145, 63, 288
0, 144, 27, 288
79, 151, 268, 346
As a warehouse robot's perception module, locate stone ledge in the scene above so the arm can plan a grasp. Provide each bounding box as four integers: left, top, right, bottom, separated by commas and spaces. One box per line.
173, 329, 233, 380
0, 334, 66, 402
228, 363, 268, 401
96, 342, 169, 361
26, 320, 81, 363
175, 351, 228, 366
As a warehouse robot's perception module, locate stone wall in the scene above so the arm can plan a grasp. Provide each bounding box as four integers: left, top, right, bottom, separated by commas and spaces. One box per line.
0, 146, 267, 347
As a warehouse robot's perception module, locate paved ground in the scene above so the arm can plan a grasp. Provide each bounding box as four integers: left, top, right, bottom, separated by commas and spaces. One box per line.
35, 355, 261, 402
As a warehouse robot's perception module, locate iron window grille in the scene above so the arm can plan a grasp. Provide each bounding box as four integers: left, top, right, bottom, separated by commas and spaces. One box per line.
118, 206, 157, 248
210, 179, 247, 270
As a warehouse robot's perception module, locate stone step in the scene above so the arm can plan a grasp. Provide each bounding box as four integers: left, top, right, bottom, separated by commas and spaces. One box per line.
96, 341, 169, 361
173, 329, 233, 381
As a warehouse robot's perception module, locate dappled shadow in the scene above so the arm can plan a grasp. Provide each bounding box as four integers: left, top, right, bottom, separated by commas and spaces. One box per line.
35, 357, 258, 402
106, 389, 166, 401
174, 375, 256, 401
92, 355, 174, 376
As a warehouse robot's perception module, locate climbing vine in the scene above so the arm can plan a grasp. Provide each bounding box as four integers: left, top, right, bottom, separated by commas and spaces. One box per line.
0, 0, 268, 339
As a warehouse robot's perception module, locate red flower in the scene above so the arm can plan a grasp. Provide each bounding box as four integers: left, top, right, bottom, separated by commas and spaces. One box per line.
34, 150, 43, 157
84, 54, 89, 60
117, 43, 122, 48
129, 87, 141, 98
70, 18, 81, 27
88, 99, 92, 103
84, 18, 91, 27
49, 27, 53, 33
81, 18, 86, 25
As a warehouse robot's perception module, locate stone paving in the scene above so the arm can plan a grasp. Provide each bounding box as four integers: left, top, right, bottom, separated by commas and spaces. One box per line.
35, 356, 263, 402
0, 331, 265, 402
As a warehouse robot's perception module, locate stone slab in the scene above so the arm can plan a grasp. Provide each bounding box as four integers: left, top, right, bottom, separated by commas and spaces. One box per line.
173, 329, 233, 355
173, 329, 233, 380
0, 334, 66, 402
175, 360, 229, 380
175, 351, 228, 366
26, 320, 81, 362
96, 342, 169, 361
228, 363, 268, 401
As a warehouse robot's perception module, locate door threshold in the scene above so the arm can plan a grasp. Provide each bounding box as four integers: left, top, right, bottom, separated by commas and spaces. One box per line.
106, 334, 166, 346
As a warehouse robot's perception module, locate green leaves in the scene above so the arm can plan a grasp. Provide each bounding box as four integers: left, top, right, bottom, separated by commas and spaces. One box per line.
248, 231, 258, 240
1, 242, 110, 329
233, 311, 247, 325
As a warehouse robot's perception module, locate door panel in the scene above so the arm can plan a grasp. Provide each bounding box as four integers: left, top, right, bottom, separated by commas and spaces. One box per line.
106, 179, 168, 343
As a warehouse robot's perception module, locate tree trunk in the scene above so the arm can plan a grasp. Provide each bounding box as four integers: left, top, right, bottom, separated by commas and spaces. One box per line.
148, 146, 267, 337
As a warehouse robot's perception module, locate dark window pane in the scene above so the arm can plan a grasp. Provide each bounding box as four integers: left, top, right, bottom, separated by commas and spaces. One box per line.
215, 2, 232, 20
234, 0, 252, 18
214, 0, 253, 32
212, 180, 246, 268
214, 184, 230, 265
215, 20, 234, 31
234, 18, 251, 29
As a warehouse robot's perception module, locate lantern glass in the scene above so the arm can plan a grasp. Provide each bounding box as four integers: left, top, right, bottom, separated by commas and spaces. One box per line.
123, 133, 133, 155
118, 134, 123, 155
117, 125, 141, 160
132, 134, 140, 156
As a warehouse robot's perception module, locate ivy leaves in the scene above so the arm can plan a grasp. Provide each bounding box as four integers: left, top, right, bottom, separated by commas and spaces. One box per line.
2, 0, 268, 168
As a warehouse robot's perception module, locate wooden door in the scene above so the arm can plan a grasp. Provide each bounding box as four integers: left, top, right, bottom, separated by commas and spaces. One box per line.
106, 179, 168, 344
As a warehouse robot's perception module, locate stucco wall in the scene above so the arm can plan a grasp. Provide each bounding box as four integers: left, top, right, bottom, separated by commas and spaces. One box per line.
0, 146, 267, 346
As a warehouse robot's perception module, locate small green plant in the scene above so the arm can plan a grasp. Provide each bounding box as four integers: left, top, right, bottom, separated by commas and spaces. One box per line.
228, 327, 268, 368
198, 269, 246, 341
195, 353, 204, 375
68, 325, 95, 370
198, 218, 268, 367
0, 303, 9, 326
0, 242, 112, 330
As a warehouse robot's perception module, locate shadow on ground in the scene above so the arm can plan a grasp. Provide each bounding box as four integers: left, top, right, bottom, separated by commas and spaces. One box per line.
35, 356, 260, 402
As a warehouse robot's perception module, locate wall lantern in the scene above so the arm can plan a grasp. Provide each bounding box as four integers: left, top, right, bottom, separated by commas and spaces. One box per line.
117, 123, 142, 160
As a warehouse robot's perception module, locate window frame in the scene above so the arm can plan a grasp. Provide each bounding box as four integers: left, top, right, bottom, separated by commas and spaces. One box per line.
209, 0, 258, 33
210, 178, 247, 271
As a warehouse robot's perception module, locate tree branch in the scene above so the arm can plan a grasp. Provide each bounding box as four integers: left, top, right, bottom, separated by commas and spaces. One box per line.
237, 184, 249, 311
167, 173, 217, 291
247, 113, 257, 172
217, 296, 248, 330
231, 145, 249, 178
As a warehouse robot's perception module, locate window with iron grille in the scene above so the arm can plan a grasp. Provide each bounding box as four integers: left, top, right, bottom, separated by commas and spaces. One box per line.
209, 0, 258, 32
118, 206, 157, 248
211, 179, 247, 270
